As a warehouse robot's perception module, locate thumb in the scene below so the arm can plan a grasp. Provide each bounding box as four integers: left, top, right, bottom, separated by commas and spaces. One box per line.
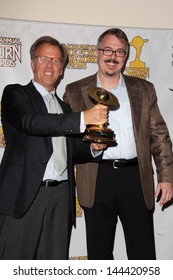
155, 184, 161, 198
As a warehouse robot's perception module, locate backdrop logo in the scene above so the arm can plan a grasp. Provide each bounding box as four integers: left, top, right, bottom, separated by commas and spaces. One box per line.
64, 43, 97, 69
125, 36, 149, 79
0, 36, 22, 67
76, 197, 83, 217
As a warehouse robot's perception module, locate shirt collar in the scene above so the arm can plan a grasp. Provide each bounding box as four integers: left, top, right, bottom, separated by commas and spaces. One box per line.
32, 80, 55, 98
97, 73, 125, 90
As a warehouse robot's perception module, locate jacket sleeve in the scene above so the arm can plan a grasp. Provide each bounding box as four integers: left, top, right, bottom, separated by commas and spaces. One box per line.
148, 83, 173, 182
70, 134, 102, 164
1, 84, 81, 136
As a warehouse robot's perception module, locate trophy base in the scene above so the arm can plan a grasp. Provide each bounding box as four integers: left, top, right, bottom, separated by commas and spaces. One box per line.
83, 126, 117, 145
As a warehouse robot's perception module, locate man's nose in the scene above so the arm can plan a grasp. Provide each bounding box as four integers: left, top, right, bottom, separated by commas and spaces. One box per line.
46, 58, 53, 66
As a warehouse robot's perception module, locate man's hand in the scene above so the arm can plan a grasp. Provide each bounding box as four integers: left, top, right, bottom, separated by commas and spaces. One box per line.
155, 182, 173, 206
84, 104, 108, 125
91, 143, 107, 152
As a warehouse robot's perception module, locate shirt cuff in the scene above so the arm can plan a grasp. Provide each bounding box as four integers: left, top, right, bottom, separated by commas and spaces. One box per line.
90, 145, 103, 158
80, 111, 86, 132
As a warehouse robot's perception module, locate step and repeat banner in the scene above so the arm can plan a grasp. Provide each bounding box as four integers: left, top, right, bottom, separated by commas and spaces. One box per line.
0, 18, 173, 260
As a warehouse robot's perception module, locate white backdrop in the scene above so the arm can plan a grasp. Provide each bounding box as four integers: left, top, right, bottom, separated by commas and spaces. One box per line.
0, 18, 173, 259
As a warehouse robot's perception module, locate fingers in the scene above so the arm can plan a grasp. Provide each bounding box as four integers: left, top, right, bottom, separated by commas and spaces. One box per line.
97, 104, 108, 123
160, 189, 172, 206
155, 183, 173, 206
91, 143, 107, 151
84, 104, 108, 125
91, 104, 108, 125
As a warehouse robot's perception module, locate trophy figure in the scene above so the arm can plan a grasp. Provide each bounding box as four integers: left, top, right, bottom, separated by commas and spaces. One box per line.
130, 36, 148, 68
83, 87, 119, 145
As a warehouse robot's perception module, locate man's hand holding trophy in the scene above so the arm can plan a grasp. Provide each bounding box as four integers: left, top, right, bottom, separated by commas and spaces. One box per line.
83, 87, 119, 146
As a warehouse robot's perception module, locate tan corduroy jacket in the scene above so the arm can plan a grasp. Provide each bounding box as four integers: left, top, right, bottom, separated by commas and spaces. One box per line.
64, 73, 173, 210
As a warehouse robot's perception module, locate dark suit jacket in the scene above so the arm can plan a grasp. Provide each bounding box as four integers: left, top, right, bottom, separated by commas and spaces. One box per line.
0, 81, 95, 224
64, 73, 173, 210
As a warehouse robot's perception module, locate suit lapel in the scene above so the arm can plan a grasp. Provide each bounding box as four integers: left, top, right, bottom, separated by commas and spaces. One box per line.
55, 94, 70, 113
24, 81, 48, 113
81, 74, 97, 109
123, 75, 142, 139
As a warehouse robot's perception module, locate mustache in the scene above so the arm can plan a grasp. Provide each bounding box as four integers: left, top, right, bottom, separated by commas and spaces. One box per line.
104, 59, 119, 64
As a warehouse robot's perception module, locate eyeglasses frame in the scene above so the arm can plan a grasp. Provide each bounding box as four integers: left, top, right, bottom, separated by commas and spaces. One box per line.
98, 48, 127, 57
34, 55, 63, 66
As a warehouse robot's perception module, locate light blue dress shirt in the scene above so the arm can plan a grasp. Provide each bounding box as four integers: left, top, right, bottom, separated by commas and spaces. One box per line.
97, 74, 137, 160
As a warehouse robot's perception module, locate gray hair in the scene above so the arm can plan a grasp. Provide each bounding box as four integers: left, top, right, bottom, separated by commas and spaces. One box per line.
30, 35, 68, 66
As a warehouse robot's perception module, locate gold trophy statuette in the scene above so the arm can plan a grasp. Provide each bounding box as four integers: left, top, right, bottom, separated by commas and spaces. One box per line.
83, 87, 119, 145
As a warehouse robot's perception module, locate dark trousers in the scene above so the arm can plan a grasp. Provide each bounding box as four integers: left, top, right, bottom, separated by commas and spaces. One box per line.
0, 181, 71, 260
83, 162, 156, 260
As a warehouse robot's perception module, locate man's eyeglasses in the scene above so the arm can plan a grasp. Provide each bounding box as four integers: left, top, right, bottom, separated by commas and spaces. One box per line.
34, 56, 62, 66
98, 48, 127, 57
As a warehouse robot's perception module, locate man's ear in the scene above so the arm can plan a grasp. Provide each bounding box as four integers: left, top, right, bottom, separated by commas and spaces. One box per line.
30, 60, 35, 72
